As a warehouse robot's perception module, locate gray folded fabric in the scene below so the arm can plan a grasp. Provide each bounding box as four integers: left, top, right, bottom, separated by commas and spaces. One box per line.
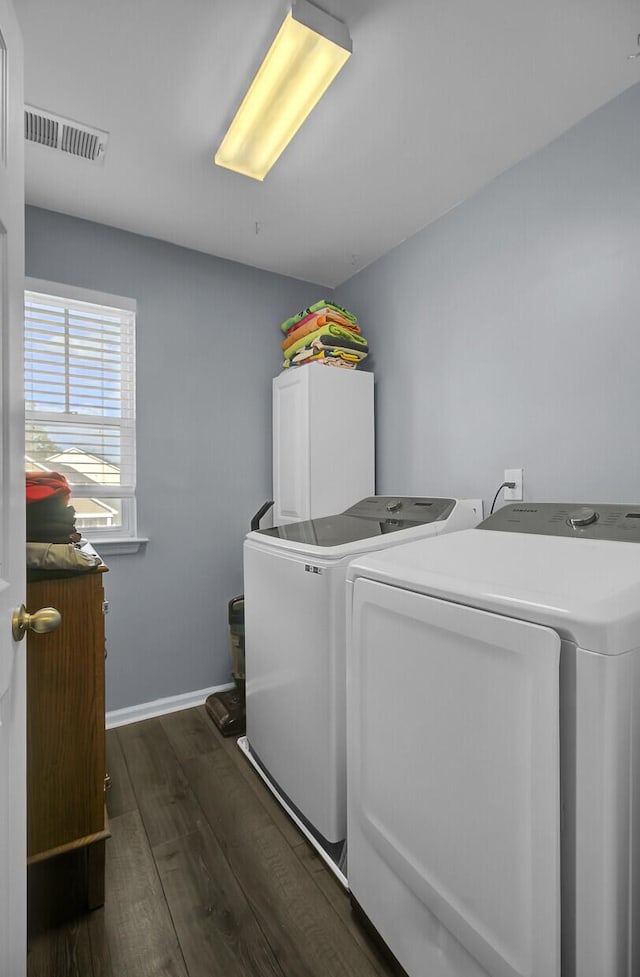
26, 542, 101, 571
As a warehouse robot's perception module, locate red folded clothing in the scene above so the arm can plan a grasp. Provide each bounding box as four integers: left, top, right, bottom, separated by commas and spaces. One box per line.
26, 471, 71, 505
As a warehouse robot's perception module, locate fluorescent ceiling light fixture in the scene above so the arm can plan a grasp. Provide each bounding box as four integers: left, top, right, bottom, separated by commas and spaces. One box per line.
215, 0, 351, 181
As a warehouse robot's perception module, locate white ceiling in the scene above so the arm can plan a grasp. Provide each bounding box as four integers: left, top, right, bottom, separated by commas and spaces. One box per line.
16, 0, 640, 287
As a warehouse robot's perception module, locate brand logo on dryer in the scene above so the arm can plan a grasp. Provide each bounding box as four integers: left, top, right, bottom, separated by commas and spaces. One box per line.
304, 564, 323, 574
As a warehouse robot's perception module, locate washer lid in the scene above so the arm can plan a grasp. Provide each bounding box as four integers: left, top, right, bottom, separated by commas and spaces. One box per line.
346, 528, 640, 655
253, 497, 455, 549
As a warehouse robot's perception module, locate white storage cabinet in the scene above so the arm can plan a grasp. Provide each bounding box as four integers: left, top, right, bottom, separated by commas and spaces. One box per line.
273, 366, 374, 525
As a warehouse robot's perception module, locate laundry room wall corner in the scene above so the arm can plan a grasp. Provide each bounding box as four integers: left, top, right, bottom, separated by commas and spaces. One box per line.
335, 81, 640, 511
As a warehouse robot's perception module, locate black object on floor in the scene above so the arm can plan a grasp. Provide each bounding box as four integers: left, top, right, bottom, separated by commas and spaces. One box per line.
206, 499, 274, 738
206, 595, 246, 737
205, 686, 245, 737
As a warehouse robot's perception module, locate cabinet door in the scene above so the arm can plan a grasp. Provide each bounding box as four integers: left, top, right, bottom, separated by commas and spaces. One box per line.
308, 367, 374, 518
27, 573, 106, 858
273, 367, 375, 525
273, 369, 310, 524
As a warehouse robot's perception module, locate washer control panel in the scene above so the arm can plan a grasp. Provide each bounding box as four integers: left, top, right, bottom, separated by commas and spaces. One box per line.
478, 502, 640, 542
344, 496, 456, 524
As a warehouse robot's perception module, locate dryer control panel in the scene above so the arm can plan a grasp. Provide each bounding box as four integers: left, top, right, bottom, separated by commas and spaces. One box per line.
478, 502, 640, 542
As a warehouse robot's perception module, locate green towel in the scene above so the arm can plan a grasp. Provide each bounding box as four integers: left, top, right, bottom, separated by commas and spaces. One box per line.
311, 333, 369, 354
284, 322, 368, 360
281, 300, 357, 334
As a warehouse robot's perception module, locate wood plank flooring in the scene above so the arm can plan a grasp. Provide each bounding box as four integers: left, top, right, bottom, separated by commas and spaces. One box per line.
27, 706, 396, 977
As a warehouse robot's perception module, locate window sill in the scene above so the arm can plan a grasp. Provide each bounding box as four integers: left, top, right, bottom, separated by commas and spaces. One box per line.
84, 537, 149, 556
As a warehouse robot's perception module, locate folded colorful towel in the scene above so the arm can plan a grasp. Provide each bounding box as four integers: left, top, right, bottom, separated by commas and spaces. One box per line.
281, 300, 357, 334
283, 307, 357, 337
282, 313, 360, 352
319, 348, 368, 364
286, 346, 367, 368
283, 351, 359, 370
322, 355, 360, 368
284, 322, 368, 361
310, 333, 369, 355
288, 348, 318, 365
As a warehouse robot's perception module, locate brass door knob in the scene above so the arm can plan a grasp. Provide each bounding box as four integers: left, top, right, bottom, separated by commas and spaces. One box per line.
12, 605, 62, 641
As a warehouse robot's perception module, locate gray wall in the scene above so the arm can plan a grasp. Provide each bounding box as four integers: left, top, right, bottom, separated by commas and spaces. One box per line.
26, 80, 640, 709
335, 82, 640, 513
25, 207, 323, 711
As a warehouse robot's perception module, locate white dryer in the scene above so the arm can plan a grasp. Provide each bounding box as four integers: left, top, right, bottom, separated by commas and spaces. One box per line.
346, 502, 640, 977
240, 496, 480, 880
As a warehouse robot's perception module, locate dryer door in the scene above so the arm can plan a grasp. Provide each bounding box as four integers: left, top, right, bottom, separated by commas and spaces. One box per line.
348, 578, 560, 977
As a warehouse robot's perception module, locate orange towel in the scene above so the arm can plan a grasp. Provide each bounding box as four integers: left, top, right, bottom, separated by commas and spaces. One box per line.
282, 312, 360, 352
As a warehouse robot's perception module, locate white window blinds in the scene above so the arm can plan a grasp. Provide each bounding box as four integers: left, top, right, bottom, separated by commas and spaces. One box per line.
24, 282, 137, 537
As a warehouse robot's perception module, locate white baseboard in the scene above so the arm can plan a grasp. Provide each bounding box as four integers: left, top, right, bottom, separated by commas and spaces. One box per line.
106, 682, 235, 729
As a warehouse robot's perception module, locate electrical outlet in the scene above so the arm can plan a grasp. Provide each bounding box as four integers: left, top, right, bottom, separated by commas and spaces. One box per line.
504, 468, 523, 501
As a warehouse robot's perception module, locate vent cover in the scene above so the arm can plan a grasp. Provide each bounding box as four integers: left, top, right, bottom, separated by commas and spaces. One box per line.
25, 106, 109, 164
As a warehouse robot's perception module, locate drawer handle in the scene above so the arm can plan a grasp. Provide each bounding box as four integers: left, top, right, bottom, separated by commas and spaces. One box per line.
12, 605, 61, 641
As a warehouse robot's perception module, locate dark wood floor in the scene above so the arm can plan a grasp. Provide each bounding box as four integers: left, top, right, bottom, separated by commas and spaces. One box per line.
27, 706, 396, 977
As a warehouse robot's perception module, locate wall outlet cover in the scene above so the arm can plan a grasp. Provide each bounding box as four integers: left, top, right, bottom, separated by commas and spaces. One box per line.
504, 468, 523, 501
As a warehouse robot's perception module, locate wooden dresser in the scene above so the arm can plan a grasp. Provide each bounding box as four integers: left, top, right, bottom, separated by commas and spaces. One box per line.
26, 567, 110, 909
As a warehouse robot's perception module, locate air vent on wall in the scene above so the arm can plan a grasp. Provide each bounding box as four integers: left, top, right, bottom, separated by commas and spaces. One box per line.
24, 106, 109, 164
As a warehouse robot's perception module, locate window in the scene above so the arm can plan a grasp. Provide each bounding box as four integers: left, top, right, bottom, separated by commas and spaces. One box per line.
24, 279, 137, 543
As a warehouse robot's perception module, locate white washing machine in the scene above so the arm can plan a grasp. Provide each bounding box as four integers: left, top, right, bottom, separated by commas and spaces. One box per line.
239, 496, 481, 881
346, 502, 640, 977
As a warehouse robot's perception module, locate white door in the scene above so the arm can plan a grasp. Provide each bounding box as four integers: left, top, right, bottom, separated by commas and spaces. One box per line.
0, 0, 25, 973
348, 578, 561, 977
